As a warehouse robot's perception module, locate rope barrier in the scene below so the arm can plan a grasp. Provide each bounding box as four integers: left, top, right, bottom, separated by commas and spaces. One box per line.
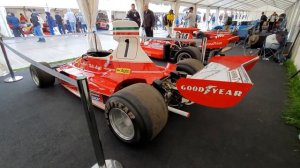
0, 38, 77, 86
2, 30, 205, 43
0, 30, 206, 85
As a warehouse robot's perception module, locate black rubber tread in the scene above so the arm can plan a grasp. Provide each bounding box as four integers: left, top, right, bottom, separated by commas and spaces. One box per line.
29, 62, 55, 88
105, 83, 168, 145
175, 46, 203, 62
176, 58, 204, 75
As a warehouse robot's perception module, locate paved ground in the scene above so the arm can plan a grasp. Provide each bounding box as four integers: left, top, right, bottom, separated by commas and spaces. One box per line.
0, 29, 169, 71
0, 50, 300, 168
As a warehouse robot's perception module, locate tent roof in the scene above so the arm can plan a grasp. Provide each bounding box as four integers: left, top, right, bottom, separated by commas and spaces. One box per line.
0, 0, 297, 11
162, 0, 297, 11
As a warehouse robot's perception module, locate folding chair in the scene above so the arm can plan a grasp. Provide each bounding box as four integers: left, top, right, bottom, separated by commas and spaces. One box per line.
235, 27, 253, 48
261, 32, 287, 61
261, 42, 280, 61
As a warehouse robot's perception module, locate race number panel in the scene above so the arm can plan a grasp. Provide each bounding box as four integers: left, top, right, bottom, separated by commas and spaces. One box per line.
116, 37, 138, 60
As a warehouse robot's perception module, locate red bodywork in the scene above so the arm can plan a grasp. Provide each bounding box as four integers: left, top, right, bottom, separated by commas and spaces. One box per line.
57, 57, 176, 108
141, 27, 239, 60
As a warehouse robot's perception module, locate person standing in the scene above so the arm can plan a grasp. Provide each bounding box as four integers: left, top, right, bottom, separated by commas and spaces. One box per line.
66, 9, 76, 33
211, 14, 216, 25
77, 13, 87, 33
45, 12, 55, 35
166, 9, 175, 38
223, 13, 230, 31
19, 13, 27, 24
142, 4, 155, 37
268, 12, 278, 32
127, 3, 141, 27
278, 13, 287, 31
6, 13, 21, 37
184, 7, 196, 28
55, 12, 65, 34
30, 10, 45, 42
259, 12, 267, 32
18, 13, 27, 37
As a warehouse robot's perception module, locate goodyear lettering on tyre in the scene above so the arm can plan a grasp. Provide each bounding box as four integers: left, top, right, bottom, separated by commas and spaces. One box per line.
106, 101, 135, 119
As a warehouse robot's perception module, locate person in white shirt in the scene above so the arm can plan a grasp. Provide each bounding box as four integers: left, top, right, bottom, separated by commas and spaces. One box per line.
268, 12, 278, 32
184, 7, 196, 28
66, 9, 76, 33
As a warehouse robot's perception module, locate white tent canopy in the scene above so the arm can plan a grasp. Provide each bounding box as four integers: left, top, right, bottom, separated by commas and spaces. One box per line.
1, 0, 297, 11
77, 0, 102, 52
174, 0, 297, 11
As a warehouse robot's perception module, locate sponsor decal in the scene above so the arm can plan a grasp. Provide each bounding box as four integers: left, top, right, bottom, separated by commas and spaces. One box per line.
207, 41, 223, 46
180, 85, 243, 96
91, 92, 102, 102
88, 64, 102, 71
116, 68, 131, 74
176, 78, 253, 108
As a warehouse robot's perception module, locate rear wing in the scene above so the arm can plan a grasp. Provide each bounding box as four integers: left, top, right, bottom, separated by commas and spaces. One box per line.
176, 56, 259, 108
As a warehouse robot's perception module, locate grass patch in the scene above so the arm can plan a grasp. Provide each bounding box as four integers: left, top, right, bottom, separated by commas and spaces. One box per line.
283, 60, 300, 129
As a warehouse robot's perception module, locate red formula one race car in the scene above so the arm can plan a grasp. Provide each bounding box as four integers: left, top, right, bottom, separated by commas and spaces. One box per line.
141, 27, 239, 64
30, 20, 258, 145
96, 11, 110, 30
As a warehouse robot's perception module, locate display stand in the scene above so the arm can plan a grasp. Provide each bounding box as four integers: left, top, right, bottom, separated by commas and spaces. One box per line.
0, 37, 23, 82
77, 77, 123, 168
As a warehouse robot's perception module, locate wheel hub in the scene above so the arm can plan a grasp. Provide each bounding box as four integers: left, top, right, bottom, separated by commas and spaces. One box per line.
109, 108, 134, 141
177, 52, 192, 62
30, 68, 40, 86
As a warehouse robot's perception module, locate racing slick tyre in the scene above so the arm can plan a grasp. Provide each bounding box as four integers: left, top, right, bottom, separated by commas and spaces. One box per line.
176, 58, 204, 75
105, 83, 168, 145
29, 62, 55, 88
174, 46, 202, 63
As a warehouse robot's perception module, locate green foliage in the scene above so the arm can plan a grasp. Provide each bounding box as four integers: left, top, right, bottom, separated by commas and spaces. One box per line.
283, 60, 300, 129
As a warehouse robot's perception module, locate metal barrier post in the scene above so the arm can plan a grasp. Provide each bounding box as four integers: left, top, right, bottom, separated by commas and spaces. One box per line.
0, 37, 23, 82
76, 76, 123, 168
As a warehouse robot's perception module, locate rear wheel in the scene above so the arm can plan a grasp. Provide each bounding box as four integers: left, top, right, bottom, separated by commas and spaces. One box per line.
176, 59, 204, 75
29, 62, 55, 88
175, 46, 202, 63
105, 83, 168, 145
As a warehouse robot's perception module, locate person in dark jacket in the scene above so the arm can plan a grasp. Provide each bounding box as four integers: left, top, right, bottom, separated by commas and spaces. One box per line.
30, 10, 45, 42
6, 13, 21, 37
127, 4, 141, 27
46, 12, 55, 35
259, 12, 267, 32
142, 4, 155, 37
55, 12, 65, 34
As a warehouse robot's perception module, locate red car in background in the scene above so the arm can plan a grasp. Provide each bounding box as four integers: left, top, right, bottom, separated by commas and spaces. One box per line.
96, 11, 110, 30
141, 27, 239, 63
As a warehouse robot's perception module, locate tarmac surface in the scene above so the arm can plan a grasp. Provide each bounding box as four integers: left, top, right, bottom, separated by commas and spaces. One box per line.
0, 48, 300, 168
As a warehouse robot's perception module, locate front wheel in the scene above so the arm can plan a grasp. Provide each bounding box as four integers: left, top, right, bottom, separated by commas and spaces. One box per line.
105, 83, 168, 145
29, 62, 55, 88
